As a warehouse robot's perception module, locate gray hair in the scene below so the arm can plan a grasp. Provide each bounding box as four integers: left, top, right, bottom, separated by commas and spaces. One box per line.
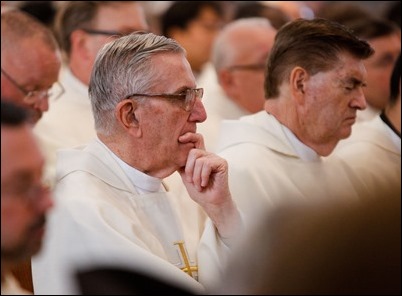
211, 17, 273, 72
1, 9, 59, 54
89, 32, 185, 135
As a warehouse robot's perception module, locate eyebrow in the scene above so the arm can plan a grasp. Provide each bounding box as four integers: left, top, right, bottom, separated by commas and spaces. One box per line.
342, 77, 367, 88
174, 86, 195, 94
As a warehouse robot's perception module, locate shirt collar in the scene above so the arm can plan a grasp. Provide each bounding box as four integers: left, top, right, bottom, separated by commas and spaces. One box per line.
97, 138, 164, 194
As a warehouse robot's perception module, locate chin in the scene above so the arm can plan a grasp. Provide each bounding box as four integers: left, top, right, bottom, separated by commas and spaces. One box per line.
29, 112, 42, 125
339, 127, 353, 139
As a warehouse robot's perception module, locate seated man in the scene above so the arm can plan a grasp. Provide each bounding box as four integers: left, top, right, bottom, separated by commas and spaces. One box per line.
1, 9, 62, 124
32, 32, 242, 294
216, 18, 374, 229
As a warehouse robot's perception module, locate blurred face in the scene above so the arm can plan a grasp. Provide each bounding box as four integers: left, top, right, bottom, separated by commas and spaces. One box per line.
297, 52, 367, 155
1, 124, 53, 264
1, 39, 61, 124
175, 6, 224, 73
364, 32, 401, 110
222, 26, 277, 113
133, 53, 207, 178
80, 2, 148, 84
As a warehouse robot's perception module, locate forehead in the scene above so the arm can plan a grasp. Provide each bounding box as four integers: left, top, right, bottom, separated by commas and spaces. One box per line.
148, 53, 196, 92
94, 2, 148, 32
232, 27, 276, 59
334, 52, 367, 76
310, 52, 367, 86
1, 126, 43, 179
5, 38, 61, 86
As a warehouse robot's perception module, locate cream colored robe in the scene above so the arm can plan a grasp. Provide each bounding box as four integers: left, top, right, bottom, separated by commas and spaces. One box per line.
32, 140, 234, 294
334, 115, 401, 193
216, 111, 369, 229
33, 66, 95, 187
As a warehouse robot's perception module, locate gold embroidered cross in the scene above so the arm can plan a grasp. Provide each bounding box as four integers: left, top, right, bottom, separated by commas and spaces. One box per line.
174, 240, 198, 279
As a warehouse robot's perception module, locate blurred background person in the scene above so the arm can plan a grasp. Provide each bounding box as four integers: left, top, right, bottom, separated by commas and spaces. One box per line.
33, 1, 148, 187
233, 1, 290, 30
1, 9, 61, 292
160, 1, 225, 80
1, 100, 54, 295
197, 17, 277, 152
260, 1, 315, 20
1, 9, 62, 125
316, 1, 373, 24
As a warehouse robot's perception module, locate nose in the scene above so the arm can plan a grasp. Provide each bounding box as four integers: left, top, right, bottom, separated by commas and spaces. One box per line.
351, 87, 367, 110
189, 98, 207, 123
34, 95, 50, 112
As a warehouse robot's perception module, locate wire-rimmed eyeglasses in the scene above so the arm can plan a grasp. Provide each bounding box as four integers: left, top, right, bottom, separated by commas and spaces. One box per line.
125, 88, 204, 112
1, 67, 65, 104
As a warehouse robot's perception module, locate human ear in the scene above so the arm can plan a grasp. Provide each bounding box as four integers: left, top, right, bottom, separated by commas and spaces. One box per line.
290, 67, 308, 104
115, 100, 142, 137
219, 69, 236, 97
70, 29, 92, 61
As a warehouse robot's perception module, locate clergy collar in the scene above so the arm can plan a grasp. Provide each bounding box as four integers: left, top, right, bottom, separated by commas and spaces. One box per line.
98, 139, 164, 194
281, 124, 321, 162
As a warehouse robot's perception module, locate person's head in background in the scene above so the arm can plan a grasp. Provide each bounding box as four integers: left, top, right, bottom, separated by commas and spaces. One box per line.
233, 2, 290, 30
1, 9, 62, 124
265, 18, 374, 156
211, 17, 277, 113
161, 1, 225, 77
1, 100, 54, 276
260, 1, 315, 20
348, 17, 400, 113
316, 2, 373, 25
54, 1, 148, 86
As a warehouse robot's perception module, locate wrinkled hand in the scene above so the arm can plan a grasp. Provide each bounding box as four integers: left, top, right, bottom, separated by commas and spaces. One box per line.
178, 132, 240, 238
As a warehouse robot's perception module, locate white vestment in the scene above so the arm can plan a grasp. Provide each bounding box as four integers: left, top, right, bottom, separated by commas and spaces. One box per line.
334, 115, 401, 192
216, 111, 369, 229
33, 66, 95, 186
32, 139, 235, 294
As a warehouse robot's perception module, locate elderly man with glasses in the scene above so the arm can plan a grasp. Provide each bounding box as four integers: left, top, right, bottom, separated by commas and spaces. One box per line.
32, 31, 242, 295
32, 1, 149, 188
1, 9, 63, 124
